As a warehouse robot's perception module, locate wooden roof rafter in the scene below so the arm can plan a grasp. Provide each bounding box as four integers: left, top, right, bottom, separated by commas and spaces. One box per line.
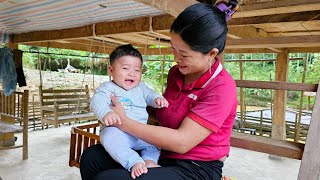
134, 0, 198, 18
236, 0, 320, 17
6, 0, 320, 54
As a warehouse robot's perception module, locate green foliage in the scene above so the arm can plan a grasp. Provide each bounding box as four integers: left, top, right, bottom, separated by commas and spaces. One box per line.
142, 60, 175, 93
306, 54, 320, 83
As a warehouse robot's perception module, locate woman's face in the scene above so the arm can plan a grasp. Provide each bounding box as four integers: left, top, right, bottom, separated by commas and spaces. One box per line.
170, 33, 213, 78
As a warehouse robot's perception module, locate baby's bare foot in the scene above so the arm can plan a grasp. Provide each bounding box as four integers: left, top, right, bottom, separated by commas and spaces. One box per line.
144, 160, 161, 168
131, 162, 148, 179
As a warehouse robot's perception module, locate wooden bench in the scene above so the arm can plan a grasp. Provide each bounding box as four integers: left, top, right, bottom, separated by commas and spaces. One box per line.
239, 127, 256, 135
0, 90, 29, 160
39, 85, 96, 128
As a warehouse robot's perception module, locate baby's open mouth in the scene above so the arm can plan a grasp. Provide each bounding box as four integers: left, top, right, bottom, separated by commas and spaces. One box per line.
125, 79, 134, 85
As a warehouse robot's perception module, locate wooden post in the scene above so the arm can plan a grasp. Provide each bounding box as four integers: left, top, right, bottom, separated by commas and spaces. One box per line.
260, 110, 263, 135
239, 54, 245, 128
272, 49, 289, 140
92, 55, 95, 90
295, 54, 308, 142
22, 90, 29, 160
38, 48, 43, 87
298, 81, 320, 180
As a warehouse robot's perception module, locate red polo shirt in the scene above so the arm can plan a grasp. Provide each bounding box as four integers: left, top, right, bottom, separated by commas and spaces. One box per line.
156, 59, 238, 161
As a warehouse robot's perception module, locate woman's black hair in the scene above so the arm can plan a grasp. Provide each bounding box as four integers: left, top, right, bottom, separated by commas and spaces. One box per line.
170, 2, 238, 55
109, 44, 143, 65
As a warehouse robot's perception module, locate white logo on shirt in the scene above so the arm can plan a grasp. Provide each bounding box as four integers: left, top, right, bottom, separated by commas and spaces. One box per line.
188, 93, 197, 100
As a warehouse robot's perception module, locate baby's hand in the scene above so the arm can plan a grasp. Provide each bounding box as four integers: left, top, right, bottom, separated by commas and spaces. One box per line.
154, 97, 169, 108
102, 111, 121, 126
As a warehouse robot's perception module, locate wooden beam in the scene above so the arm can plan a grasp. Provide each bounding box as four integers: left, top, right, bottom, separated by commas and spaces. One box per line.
57, 39, 118, 48
231, 131, 304, 160
24, 42, 173, 55
225, 57, 303, 63
12, 25, 93, 44
228, 26, 268, 38
90, 36, 128, 45
95, 17, 149, 35
224, 47, 320, 53
141, 31, 171, 41
106, 33, 170, 46
226, 35, 320, 48
269, 30, 320, 37
235, 0, 320, 18
289, 47, 320, 53
298, 81, 320, 179
229, 10, 320, 26
26, 42, 112, 53
235, 80, 318, 92
227, 26, 281, 53
224, 48, 277, 53
12, 15, 174, 43
134, 0, 198, 18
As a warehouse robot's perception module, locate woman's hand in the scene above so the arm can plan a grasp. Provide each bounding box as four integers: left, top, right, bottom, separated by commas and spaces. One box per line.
110, 94, 127, 126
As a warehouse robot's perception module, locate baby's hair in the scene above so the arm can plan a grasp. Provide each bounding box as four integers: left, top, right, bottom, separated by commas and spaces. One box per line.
109, 44, 143, 65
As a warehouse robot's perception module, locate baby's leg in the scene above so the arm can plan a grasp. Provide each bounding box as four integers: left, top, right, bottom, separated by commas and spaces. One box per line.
134, 140, 161, 168
144, 160, 161, 168
100, 127, 145, 171
131, 162, 148, 179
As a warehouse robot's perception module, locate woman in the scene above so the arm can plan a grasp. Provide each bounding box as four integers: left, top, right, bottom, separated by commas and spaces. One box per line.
80, 1, 239, 179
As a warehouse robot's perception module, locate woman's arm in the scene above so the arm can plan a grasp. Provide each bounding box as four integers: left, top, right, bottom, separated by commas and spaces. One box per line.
111, 95, 212, 154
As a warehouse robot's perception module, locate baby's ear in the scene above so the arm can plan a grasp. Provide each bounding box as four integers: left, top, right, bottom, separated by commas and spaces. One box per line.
108, 65, 113, 75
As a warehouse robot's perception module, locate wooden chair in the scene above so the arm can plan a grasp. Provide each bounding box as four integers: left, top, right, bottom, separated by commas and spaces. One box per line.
39, 85, 96, 128
69, 122, 100, 168
0, 90, 29, 160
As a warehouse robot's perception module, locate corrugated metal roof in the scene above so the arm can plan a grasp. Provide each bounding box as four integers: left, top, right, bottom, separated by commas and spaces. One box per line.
0, 0, 164, 34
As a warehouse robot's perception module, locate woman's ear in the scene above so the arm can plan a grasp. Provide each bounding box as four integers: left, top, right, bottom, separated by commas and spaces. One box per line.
208, 48, 219, 59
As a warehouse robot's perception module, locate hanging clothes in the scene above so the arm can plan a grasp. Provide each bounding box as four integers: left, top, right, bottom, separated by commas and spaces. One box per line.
0, 47, 17, 96
0, 32, 9, 43
13, 49, 27, 87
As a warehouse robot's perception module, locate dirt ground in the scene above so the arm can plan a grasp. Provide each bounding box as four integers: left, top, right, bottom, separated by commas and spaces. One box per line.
0, 122, 301, 180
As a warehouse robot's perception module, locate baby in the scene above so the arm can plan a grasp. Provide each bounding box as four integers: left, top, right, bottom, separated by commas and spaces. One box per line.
90, 44, 168, 179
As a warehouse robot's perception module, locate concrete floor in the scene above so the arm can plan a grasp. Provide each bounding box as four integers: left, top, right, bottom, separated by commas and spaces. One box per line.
0, 123, 301, 180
